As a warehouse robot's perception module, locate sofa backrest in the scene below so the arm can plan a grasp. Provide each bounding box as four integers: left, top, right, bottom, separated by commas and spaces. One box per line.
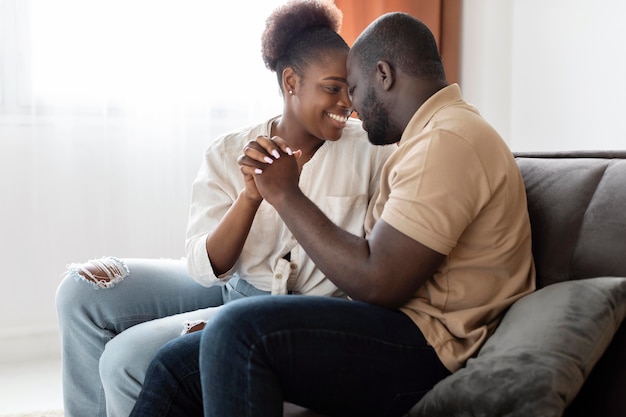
515, 151, 626, 289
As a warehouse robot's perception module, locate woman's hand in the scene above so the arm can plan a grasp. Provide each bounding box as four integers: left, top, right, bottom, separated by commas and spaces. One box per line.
238, 135, 303, 207
238, 135, 299, 201
242, 170, 262, 202
238, 135, 281, 201
238, 135, 297, 173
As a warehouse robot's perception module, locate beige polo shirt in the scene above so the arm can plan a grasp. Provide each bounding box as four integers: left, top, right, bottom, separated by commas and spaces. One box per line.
366, 84, 536, 372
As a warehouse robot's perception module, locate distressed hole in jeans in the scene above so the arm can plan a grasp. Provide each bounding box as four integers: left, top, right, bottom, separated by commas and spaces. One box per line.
63, 256, 130, 289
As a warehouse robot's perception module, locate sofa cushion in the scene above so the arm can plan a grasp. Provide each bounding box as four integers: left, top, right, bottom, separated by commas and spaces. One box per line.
564, 320, 626, 417
406, 277, 626, 417
515, 154, 626, 288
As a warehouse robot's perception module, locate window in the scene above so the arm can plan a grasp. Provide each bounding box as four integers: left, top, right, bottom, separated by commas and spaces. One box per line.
0, 1, 290, 268
1, 0, 287, 123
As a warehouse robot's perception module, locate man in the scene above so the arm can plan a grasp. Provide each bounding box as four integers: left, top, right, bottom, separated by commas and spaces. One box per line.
130, 12, 535, 417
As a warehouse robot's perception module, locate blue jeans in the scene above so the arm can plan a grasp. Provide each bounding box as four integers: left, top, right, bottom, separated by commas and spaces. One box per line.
55, 257, 268, 417
129, 296, 451, 417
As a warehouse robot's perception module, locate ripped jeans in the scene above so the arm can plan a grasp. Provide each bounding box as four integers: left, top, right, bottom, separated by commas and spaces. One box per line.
55, 257, 268, 417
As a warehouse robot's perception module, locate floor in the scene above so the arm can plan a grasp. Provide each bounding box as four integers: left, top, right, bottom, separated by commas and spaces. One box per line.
0, 356, 63, 416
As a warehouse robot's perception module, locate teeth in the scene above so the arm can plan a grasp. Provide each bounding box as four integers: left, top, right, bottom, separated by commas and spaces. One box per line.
327, 112, 348, 122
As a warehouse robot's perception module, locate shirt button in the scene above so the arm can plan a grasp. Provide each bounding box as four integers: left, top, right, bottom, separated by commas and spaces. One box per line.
290, 263, 297, 270
275, 273, 283, 280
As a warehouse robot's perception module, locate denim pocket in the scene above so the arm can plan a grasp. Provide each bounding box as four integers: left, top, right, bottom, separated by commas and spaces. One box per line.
222, 280, 247, 303
222, 277, 270, 303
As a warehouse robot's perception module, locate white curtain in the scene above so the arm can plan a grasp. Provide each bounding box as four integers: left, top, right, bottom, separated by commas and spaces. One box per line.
0, 0, 285, 346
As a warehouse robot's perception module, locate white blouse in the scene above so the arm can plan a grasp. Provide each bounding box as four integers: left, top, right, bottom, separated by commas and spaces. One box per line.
185, 116, 393, 296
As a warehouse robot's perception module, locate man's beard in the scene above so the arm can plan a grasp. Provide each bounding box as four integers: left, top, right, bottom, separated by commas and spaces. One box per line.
361, 87, 396, 146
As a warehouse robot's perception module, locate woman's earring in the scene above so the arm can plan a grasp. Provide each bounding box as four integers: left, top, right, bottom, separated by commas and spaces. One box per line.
289, 90, 293, 95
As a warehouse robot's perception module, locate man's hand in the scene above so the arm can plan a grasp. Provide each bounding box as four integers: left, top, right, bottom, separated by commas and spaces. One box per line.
237, 135, 301, 206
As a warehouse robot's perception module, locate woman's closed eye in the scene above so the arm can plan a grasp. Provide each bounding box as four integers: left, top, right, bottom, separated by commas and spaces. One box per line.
325, 85, 343, 94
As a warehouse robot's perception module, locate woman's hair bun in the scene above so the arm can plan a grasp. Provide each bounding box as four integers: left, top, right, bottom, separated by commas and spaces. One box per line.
262, 0, 343, 72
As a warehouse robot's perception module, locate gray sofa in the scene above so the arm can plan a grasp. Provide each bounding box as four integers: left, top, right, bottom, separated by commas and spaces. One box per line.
285, 151, 626, 417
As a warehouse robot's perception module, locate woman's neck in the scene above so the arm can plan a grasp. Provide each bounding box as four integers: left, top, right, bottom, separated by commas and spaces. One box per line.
271, 116, 325, 158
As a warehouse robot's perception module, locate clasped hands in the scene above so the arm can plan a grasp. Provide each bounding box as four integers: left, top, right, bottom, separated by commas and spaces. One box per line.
237, 135, 302, 206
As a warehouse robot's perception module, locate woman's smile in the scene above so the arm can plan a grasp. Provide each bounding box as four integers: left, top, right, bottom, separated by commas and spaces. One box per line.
325, 111, 349, 128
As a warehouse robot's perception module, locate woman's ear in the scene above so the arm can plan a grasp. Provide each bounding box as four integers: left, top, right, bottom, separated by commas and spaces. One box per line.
376, 60, 395, 92
282, 67, 298, 96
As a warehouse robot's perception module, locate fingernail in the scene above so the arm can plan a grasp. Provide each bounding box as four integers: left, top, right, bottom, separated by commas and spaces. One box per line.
272, 150, 280, 159
254, 168, 263, 174
264, 156, 273, 164
285, 147, 293, 155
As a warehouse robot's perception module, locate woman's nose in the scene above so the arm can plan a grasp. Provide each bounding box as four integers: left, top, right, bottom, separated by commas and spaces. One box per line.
338, 88, 352, 112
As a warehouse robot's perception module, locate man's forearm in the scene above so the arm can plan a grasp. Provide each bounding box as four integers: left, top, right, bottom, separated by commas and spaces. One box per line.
272, 189, 376, 299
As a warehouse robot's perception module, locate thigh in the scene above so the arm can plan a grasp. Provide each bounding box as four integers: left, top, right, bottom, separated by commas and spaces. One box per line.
100, 304, 225, 413
202, 296, 451, 417
110, 258, 226, 324
104, 304, 226, 360
62, 257, 227, 333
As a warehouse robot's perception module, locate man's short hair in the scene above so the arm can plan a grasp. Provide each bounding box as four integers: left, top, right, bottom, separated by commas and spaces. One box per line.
352, 12, 446, 81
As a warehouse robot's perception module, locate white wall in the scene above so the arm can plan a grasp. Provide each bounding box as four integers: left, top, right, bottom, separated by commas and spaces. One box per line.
0, 118, 215, 362
461, 0, 626, 152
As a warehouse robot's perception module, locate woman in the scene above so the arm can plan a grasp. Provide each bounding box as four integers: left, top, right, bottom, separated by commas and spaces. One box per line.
55, 1, 393, 416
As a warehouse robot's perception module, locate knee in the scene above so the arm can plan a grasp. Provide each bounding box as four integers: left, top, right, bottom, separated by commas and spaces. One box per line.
149, 332, 202, 380
63, 256, 129, 290
100, 332, 145, 388
202, 298, 276, 347
203, 300, 248, 340
56, 257, 130, 321
158, 333, 201, 367
55, 267, 92, 322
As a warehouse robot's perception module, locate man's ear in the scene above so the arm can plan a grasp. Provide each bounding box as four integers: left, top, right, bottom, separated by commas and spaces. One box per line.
282, 67, 298, 95
376, 60, 395, 92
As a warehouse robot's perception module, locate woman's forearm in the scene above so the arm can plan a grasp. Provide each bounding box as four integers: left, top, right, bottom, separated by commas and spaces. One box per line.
205, 190, 262, 276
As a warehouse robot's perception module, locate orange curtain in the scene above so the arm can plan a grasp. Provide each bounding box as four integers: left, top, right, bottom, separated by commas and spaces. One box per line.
333, 0, 460, 84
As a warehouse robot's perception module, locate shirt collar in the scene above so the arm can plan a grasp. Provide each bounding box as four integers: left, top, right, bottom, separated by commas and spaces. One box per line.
399, 83, 462, 146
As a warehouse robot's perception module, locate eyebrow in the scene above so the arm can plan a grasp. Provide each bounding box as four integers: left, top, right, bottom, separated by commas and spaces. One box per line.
323, 76, 348, 83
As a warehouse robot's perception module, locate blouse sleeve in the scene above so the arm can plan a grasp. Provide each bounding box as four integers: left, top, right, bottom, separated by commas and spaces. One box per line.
184, 137, 242, 286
